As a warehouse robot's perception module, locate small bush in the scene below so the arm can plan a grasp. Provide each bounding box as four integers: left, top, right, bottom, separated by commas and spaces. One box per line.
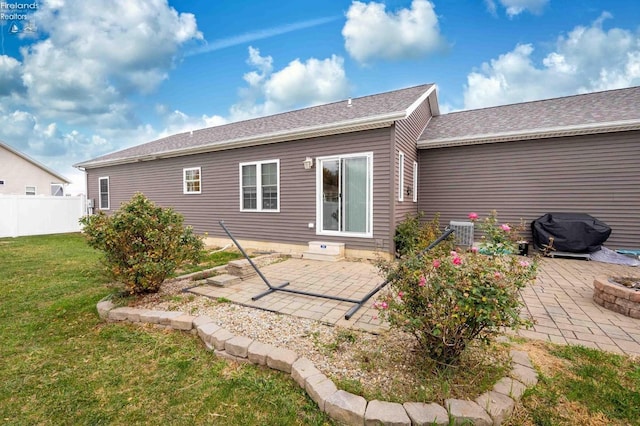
474, 210, 528, 254
377, 211, 538, 366
394, 212, 444, 258
80, 193, 203, 295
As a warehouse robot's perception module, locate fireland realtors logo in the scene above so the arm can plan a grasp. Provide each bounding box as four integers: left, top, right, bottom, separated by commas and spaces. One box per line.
1, 2, 38, 34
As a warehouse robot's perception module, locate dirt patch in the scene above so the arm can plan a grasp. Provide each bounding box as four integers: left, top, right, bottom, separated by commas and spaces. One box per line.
512, 340, 568, 377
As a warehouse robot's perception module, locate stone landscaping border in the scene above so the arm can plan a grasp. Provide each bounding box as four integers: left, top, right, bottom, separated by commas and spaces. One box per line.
97, 299, 538, 426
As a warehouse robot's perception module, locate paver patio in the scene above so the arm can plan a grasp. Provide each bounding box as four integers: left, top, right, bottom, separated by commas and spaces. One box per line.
519, 257, 640, 356
188, 256, 640, 356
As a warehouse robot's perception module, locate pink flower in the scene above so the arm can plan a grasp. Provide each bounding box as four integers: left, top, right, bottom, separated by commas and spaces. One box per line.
470, 246, 479, 253
452, 256, 462, 266
519, 260, 530, 267
450, 250, 459, 257
419, 276, 427, 287
468, 212, 479, 220
381, 302, 389, 310
500, 224, 511, 232
398, 291, 404, 299
432, 259, 441, 268
494, 271, 502, 279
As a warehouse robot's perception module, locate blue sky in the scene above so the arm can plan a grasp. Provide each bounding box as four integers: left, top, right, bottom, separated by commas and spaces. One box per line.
1, 0, 640, 193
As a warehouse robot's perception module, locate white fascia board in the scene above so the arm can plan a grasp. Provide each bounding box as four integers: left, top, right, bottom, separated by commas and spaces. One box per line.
405, 85, 437, 117
418, 119, 640, 149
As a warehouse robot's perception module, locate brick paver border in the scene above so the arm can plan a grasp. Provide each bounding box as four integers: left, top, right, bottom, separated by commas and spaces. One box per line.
98, 299, 537, 425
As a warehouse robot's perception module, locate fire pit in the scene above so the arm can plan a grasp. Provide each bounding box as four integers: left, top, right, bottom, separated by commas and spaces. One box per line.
593, 276, 640, 319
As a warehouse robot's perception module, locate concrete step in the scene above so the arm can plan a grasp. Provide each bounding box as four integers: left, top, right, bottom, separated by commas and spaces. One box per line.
303, 252, 344, 262
206, 274, 241, 287
303, 241, 345, 262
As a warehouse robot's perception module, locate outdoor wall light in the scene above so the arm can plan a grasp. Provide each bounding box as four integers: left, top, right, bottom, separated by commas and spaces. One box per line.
303, 157, 314, 170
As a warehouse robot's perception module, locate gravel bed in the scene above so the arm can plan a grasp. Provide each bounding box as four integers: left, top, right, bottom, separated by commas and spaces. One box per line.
131, 277, 420, 400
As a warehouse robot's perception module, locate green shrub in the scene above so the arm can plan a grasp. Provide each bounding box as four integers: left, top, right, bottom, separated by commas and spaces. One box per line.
80, 193, 203, 295
394, 212, 444, 257
377, 211, 538, 366
473, 210, 528, 254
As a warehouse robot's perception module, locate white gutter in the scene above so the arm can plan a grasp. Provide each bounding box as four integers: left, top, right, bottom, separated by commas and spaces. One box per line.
418, 119, 640, 149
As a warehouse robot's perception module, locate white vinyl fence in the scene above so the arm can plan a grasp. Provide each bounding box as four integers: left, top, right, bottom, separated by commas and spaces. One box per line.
0, 195, 86, 238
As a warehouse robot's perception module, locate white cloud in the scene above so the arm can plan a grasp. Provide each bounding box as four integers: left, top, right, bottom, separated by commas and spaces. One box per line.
486, 0, 549, 17
0, 109, 117, 160
0, 55, 25, 97
342, 0, 446, 63
154, 105, 227, 138
463, 14, 640, 109
485, 1, 498, 16
502, 0, 548, 17
229, 47, 349, 120
19, 0, 202, 124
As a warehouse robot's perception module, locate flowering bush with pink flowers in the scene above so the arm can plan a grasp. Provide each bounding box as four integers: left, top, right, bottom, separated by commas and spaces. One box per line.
473, 210, 526, 255
377, 211, 537, 365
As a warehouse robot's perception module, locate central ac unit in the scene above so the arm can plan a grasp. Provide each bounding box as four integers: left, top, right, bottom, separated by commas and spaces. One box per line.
449, 221, 474, 247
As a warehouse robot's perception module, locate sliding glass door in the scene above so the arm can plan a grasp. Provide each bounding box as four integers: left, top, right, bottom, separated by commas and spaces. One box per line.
317, 153, 372, 237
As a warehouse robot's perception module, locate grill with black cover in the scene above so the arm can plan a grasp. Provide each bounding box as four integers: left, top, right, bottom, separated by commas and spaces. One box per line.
531, 213, 611, 253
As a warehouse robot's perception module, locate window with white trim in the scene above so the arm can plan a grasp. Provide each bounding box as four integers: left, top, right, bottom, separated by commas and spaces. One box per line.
99, 177, 110, 210
240, 160, 279, 211
183, 167, 202, 194
413, 161, 418, 203
51, 183, 64, 196
25, 186, 36, 196
398, 151, 405, 202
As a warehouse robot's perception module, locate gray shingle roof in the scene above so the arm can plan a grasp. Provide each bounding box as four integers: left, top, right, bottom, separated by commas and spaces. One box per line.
419, 85, 640, 148
76, 84, 434, 168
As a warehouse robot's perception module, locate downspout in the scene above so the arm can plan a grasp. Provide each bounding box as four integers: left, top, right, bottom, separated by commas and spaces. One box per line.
77, 166, 91, 216
388, 123, 397, 256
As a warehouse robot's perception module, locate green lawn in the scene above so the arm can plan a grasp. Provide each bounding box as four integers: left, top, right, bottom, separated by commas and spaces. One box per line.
0, 234, 332, 425
507, 342, 640, 426
2, 234, 638, 426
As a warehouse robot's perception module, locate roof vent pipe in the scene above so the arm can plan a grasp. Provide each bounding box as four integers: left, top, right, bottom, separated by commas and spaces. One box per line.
190, 130, 193, 137
347, 98, 352, 107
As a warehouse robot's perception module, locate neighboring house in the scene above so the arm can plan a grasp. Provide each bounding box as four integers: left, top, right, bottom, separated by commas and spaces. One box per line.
75, 84, 640, 256
0, 141, 70, 196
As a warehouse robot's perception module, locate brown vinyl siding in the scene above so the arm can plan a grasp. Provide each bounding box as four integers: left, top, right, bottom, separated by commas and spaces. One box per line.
393, 97, 433, 230
87, 127, 394, 253
418, 130, 640, 250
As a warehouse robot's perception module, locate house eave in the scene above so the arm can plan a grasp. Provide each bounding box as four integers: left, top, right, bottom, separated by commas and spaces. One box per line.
417, 119, 640, 149
74, 112, 405, 169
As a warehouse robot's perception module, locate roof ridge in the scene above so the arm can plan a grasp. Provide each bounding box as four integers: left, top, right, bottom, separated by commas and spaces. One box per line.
183, 83, 434, 137
443, 85, 640, 116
